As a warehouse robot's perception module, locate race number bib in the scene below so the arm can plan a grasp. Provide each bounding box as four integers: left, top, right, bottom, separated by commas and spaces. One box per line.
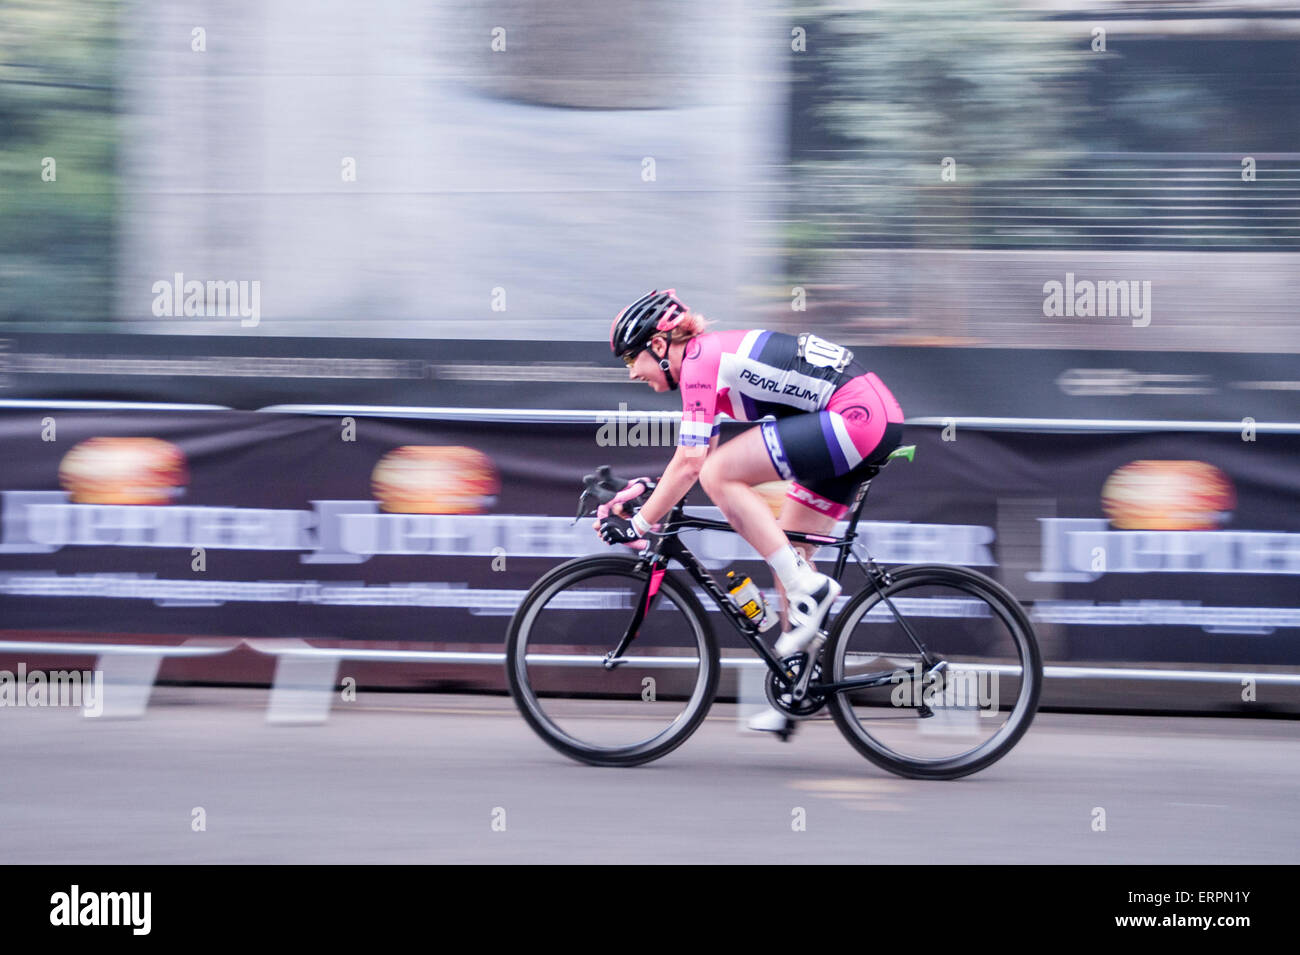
796, 333, 853, 372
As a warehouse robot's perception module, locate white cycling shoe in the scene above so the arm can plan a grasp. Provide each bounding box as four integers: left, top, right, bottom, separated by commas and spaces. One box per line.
747, 706, 796, 737
773, 573, 842, 658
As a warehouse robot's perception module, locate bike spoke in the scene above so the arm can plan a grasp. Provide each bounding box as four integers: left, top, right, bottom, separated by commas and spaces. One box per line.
826, 566, 1040, 777
508, 559, 717, 762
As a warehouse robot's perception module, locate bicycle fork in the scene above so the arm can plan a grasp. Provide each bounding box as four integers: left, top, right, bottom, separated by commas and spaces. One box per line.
601, 562, 667, 670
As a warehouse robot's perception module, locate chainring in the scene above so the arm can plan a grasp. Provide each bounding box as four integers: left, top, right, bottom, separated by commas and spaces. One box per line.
765, 653, 827, 718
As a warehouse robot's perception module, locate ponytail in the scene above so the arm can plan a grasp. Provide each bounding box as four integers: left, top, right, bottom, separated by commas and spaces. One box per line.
670, 310, 713, 342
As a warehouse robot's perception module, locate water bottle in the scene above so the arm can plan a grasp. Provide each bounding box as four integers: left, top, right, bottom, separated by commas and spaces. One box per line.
726, 570, 775, 631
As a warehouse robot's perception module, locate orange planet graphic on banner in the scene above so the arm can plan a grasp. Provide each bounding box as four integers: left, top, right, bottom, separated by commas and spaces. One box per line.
371, 446, 500, 514
58, 437, 189, 505
1101, 460, 1235, 530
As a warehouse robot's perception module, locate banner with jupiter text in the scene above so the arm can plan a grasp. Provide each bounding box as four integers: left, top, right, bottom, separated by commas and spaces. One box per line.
0, 408, 1297, 668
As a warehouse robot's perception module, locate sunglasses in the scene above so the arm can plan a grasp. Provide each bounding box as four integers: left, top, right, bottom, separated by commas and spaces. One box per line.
622, 338, 666, 368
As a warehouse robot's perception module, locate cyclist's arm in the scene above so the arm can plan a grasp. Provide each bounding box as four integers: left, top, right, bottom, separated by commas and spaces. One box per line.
629, 336, 721, 527
632, 442, 707, 527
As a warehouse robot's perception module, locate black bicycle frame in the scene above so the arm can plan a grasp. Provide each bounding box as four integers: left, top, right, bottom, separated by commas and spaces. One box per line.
608, 469, 941, 694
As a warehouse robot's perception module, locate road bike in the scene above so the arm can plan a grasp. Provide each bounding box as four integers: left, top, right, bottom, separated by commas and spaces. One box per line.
504, 447, 1042, 779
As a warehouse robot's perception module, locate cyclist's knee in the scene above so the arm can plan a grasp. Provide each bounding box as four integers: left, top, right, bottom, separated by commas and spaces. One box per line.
698, 454, 726, 496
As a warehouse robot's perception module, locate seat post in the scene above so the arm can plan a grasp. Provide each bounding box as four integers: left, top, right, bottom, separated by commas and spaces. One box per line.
824, 467, 878, 581
840, 445, 912, 548
841, 465, 881, 540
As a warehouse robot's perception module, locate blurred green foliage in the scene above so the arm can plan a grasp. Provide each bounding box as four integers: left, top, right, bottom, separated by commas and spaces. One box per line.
0, 0, 117, 326
783, 0, 1299, 276
783, 0, 1092, 273
807, 0, 1091, 161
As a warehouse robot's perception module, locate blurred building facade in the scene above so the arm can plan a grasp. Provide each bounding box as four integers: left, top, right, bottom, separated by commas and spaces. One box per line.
2, 0, 1297, 355
114, 0, 788, 339
765, 0, 1300, 351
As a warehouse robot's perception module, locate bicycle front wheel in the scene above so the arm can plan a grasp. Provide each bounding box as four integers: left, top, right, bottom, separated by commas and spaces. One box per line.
825, 564, 1042, 780
505, 554, 720, 767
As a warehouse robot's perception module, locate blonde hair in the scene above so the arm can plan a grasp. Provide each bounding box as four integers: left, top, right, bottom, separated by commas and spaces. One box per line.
667, 310, 713, 343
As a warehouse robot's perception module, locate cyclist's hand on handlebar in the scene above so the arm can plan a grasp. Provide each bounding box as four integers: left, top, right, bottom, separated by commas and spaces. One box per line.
595, 476, 656, 520
591, 476, 660, 550
596, 514, 643, 547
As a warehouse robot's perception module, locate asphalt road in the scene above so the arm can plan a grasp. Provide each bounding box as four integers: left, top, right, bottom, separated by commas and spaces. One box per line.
3, 688, 1296, 864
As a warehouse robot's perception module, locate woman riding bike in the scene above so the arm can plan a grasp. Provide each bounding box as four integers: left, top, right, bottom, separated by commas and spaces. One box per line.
595, 289, 905, 736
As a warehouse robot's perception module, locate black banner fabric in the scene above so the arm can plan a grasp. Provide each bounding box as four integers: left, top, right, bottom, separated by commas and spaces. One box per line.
1, 409, 1297, 667
5, 332, 1300, 421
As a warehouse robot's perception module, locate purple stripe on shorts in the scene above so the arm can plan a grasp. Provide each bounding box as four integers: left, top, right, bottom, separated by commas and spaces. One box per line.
820, 412, 849, 475
760, 421, 793, 480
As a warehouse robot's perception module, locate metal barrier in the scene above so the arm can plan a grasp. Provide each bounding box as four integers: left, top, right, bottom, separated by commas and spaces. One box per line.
0, 400, 231, 411
7, 635, 1299, 725
0, 640, 234, 718
259, 405, 1300, 433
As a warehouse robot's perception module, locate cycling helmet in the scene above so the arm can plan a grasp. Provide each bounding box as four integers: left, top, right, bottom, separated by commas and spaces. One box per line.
609, 289, 690, 359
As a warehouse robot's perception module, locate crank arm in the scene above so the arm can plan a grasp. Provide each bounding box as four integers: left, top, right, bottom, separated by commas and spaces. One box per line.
789, 632, 827, 702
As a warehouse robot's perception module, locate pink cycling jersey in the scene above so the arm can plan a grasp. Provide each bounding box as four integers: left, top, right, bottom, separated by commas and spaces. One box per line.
677, 329, 903, 461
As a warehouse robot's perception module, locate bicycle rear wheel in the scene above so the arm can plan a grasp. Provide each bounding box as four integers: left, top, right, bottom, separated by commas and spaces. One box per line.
824, 564, 1041, 780
505, 554, 719, 767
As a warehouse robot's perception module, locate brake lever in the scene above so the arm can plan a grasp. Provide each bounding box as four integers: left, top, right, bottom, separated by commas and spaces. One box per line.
570, 465, 656, 526
571, 467, 623, 525
572, 472, 596, 525
596, 465, 624, 496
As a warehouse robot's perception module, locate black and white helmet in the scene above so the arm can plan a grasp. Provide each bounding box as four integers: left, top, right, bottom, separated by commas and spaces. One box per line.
609, 289, 689, 358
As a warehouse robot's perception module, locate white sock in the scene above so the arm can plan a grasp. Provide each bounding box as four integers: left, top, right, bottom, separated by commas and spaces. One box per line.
765, 545, 818, 594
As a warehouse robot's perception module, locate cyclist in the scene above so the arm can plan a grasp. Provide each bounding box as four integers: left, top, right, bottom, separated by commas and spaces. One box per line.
596, 289, 905, 736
